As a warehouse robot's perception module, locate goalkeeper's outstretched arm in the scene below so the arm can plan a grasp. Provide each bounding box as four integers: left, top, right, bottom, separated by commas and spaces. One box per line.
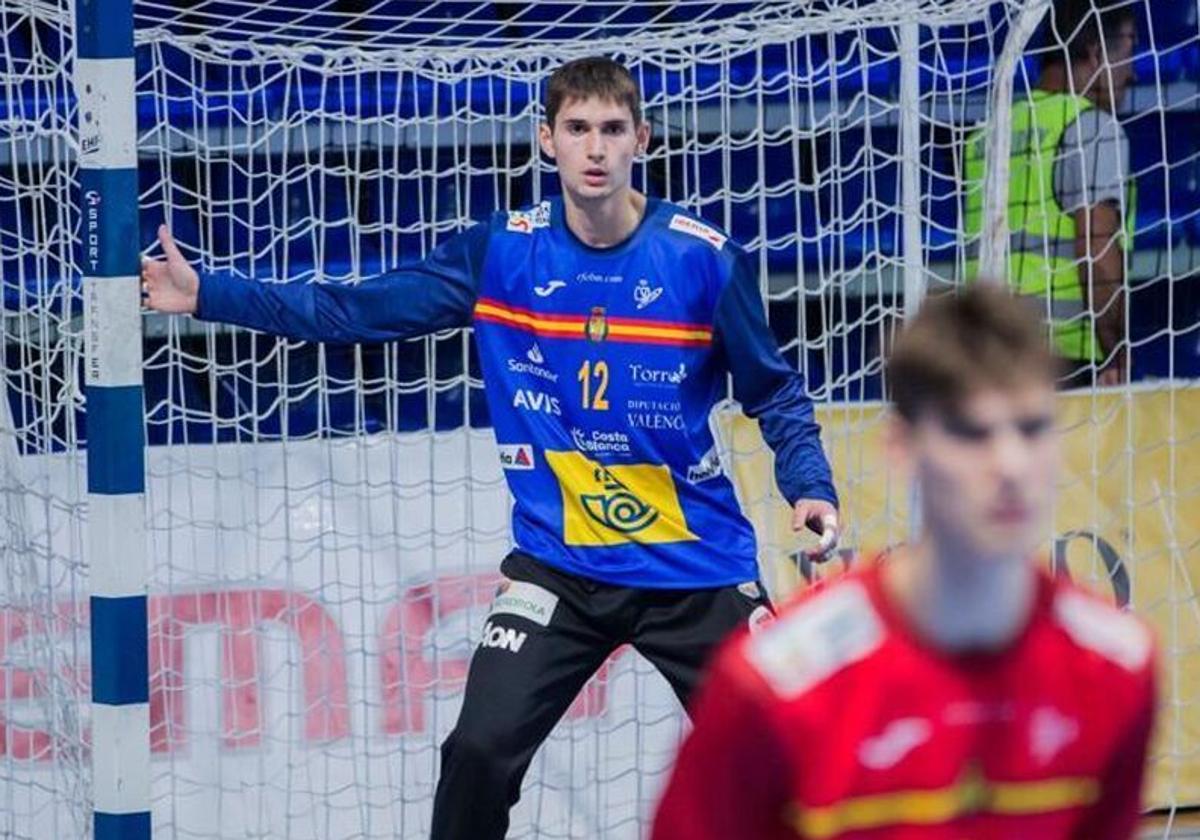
141, 222, 488, 343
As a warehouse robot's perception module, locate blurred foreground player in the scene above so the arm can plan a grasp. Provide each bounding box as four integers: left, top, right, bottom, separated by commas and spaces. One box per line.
653, 283, 1157, 840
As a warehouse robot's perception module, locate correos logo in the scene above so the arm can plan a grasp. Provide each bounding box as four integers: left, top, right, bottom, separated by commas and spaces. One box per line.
580, 468, 659, 535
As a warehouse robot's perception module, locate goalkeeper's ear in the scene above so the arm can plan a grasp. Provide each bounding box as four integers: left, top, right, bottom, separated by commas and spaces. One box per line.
635, 117, 651, 157
537, 120, 556, 160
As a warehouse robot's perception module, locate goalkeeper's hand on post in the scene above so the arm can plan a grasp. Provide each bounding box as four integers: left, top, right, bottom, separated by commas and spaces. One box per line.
792, 499, 840, 563
142, 224, 199, 315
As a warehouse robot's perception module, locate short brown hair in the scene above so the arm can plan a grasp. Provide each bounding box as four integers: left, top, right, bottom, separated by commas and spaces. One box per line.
545, 56, 642, 128
1041, 0, 1136, 69
887, 283, 1060, 422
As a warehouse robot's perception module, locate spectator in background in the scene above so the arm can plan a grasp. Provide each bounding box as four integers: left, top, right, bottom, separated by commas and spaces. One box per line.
965, 0, 1137, 387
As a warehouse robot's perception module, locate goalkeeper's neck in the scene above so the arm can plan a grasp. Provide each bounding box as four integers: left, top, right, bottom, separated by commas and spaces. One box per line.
562, 189, 648, 249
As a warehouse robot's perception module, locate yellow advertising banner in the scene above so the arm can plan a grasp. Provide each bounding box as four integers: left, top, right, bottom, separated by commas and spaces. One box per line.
722, 384, 1200, 810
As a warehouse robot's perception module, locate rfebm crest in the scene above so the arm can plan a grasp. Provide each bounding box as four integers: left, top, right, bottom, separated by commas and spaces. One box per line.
580, 467, 659, 534
585, 306, 609, 342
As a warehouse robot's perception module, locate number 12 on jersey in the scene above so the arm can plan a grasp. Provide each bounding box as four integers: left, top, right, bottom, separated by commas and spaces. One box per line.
578, 360, 609, 411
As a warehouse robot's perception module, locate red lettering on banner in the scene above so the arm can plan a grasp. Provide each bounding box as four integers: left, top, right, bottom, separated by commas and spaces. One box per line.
152, 590, 350, 749
0, 574, 645, 761
0, 591, 349, 759
380, 573, 503, 735
0, 602, 87, 760
380, 573, 633, 733
564, 645, 629, 720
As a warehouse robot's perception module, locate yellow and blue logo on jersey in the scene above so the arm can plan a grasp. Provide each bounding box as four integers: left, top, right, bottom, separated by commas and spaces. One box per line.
544, 450, 698, 546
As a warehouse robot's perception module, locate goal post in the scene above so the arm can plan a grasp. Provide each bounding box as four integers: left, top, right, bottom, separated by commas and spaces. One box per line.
76, 0, 152, 837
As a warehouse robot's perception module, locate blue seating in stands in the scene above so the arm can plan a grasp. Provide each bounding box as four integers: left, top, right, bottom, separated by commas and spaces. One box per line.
925, 149, 963, 262
1143, 1, 1198, 50
1136, 162, 1200, 250
8, 6, 1197, 131
1133, 43, 1196, 86
921, 21, 994, 93
500, 1, 754, 43
1126, 111, 1200, 248
2, 15, 67, 69
0, 187, 81, 313
134, 43, 284, 127
4, 2, 1199, 325
638, 62, 725, 103
283, 73, 536, 121
3, 22, 31, 64
0, 78, 69, 123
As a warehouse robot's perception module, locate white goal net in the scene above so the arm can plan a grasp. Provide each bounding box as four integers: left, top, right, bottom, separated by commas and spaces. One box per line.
1, 0, 1198, 837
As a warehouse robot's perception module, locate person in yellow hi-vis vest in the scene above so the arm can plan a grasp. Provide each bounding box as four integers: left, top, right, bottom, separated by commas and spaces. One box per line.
965, 0, 1137, 387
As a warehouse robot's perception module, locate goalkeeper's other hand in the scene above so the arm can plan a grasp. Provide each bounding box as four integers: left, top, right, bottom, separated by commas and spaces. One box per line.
792, 498, 840, 563
141, 224, 199, 315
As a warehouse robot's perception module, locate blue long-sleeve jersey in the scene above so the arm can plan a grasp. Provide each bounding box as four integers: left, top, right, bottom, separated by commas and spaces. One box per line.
197, 197, 837, 588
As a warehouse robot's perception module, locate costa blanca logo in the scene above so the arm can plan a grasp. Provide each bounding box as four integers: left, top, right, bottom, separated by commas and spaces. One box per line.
571, 427, 632, 456
629, 362, 687, 387
534, 279, 566, 297
480, 621, 527, 653
512, 388, 561, 415
633, 279, 663, 310
497, 444, 535, 471
581, 466, 659, 535
506, 345, 558, 382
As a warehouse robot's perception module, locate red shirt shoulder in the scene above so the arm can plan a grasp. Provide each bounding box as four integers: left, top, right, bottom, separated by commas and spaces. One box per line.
1047, 574, 1156, 674
1042, 573, 1158, 732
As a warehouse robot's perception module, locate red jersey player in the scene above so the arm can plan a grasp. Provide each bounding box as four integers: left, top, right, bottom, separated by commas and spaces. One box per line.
652, 284, 1157, 840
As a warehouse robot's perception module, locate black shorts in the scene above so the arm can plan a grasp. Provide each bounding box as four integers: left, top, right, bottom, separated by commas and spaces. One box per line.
431, 550, 773, 840
490, 551, 772, 704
